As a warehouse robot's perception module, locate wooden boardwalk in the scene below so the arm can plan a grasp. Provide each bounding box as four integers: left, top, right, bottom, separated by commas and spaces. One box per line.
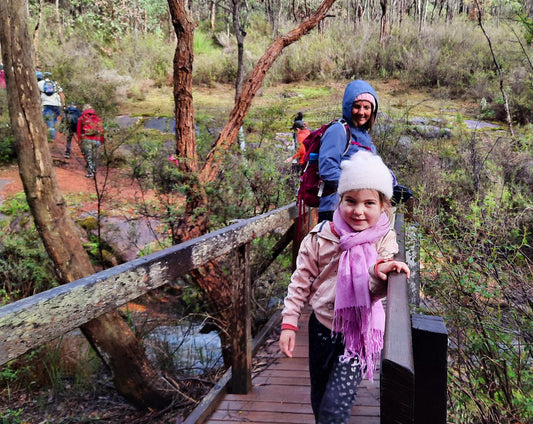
204, 309, 380, 424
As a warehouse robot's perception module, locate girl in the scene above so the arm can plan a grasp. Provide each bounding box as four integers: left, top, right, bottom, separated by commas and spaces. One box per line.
280, 150, 410, 424
318, 80, 379, 222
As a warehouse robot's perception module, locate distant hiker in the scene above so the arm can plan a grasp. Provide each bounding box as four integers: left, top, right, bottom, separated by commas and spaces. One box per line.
77, 104, 104, 178
317, 80, 379, 222
286, 117, 311, 173
62, 104, 81, 159
36, 67, 44, 81
38, 72, 65, 141
0, 64, 6, 89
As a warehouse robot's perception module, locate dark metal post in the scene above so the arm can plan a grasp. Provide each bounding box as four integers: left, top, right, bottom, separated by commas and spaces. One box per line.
381, 214, 415, 424
412, 314, 448, 424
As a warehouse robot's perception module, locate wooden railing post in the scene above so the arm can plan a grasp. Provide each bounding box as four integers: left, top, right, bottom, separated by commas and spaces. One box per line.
228, 242, 252, 394
412, 314, 448, 424
292, 217, 301, 271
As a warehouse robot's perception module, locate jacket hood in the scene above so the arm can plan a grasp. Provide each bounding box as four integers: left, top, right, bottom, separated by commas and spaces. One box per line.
342, 80, 378, 126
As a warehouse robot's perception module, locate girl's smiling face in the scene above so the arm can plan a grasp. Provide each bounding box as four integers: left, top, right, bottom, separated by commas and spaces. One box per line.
351, 100, 373, 127
340, 189, 383, 231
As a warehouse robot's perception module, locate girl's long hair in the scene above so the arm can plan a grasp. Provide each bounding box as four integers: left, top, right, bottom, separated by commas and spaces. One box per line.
378, 191, 393, 222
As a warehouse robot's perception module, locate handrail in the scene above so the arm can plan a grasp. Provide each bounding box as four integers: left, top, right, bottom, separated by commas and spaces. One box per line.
0, 206, 441, 423
0, 203, 299, 367
381, 214, 415, 423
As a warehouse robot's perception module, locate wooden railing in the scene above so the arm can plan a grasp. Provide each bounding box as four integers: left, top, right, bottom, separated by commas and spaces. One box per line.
0, 203, 447, 423
0, 203, 299, 391
381, 215, 448, 424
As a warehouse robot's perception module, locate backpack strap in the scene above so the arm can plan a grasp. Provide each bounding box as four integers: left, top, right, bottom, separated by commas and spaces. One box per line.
337, 118, 352, 156
339, 118, 373, 153
317, 220, 329, 233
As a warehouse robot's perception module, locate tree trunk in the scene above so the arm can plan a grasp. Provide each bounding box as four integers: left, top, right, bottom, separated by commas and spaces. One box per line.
210, 0, 216, 31
232, 0, 247, 101
380, 0, 388, 44
0, 0, 172, 410
168, 0, 337, 366
55, 0, 63, 45
33, 0, 42, 66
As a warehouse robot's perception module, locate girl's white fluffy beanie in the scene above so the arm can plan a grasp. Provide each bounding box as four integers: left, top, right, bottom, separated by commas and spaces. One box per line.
337, 151, 393, 198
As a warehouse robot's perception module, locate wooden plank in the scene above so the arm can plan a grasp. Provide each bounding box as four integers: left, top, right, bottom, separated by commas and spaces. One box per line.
224, 386, 378, 404
215, 400, 312, 414
215, 400, 379, 416
0, 203, 298, 366
183, 309, 285, 424
204, 421, 379, 424
202, 308, 380, 424
209, 409, 316, 423
252, 375, 310, 386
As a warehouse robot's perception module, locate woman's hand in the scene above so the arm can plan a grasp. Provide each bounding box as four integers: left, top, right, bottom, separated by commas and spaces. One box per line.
375, 260, 410, 280
279, 329, 296, 358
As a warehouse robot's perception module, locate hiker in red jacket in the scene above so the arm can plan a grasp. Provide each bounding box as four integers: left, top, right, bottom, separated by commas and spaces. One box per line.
77, 104, 104, 178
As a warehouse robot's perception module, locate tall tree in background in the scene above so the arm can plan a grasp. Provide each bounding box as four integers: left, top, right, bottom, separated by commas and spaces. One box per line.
0, 0, 172, 411
167, 0, 338, 364
232, 0, 250, 100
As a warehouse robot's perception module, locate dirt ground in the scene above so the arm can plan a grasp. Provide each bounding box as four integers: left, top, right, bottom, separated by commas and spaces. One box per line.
0, 131, 146, 213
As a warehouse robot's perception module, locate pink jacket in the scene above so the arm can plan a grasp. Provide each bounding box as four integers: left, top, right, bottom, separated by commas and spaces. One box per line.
281, 221, 399, 330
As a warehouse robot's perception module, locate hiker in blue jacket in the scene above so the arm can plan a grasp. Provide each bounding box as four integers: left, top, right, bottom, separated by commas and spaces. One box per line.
38, 72, 65, 141
318, 80, 379, 222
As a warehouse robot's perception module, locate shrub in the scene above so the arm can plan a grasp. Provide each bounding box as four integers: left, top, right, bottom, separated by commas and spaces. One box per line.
0, 194, 58, 302
410, 122, 533, 424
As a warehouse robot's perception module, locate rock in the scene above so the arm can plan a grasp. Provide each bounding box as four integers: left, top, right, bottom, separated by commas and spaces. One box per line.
410, 124, 451, 139
397, 135, 415, 153
464, 120, 502, 130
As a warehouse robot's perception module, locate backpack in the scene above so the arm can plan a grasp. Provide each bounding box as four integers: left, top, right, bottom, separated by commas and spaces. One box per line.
296, 119, 351, 209
42, 80, 55, 96
80, 111, 104, 141
64, 106, 81, 131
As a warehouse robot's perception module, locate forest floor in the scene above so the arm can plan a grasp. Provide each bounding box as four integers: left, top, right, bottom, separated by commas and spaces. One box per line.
0, 131, 146, 212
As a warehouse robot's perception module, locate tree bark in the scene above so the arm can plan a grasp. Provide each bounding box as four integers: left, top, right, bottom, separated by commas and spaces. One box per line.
55, 0, 64, 45
0, 0, 172, 410
167, 0, 235, 367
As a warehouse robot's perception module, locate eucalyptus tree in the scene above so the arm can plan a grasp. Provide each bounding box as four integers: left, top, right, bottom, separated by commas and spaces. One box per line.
0, 0, 173, 411
167, 0, 339, 366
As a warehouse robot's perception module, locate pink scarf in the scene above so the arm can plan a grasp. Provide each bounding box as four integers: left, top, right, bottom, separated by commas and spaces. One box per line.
331, 207, 390, 380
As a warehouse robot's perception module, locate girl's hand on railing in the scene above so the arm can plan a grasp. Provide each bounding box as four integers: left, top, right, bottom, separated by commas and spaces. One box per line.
279, 329, 296, 358
375, 260, 410, 280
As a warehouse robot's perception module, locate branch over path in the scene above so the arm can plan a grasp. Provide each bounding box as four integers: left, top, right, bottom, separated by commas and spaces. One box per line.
200, 0, 338, 183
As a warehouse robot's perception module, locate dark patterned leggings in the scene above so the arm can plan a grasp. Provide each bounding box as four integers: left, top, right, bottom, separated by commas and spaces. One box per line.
308, 312, 362, 424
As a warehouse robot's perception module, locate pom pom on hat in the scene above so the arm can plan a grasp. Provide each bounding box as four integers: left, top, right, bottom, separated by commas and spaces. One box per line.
354, 92, 376, 110
291, 120, 305, 130
338, 151, 393, 198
